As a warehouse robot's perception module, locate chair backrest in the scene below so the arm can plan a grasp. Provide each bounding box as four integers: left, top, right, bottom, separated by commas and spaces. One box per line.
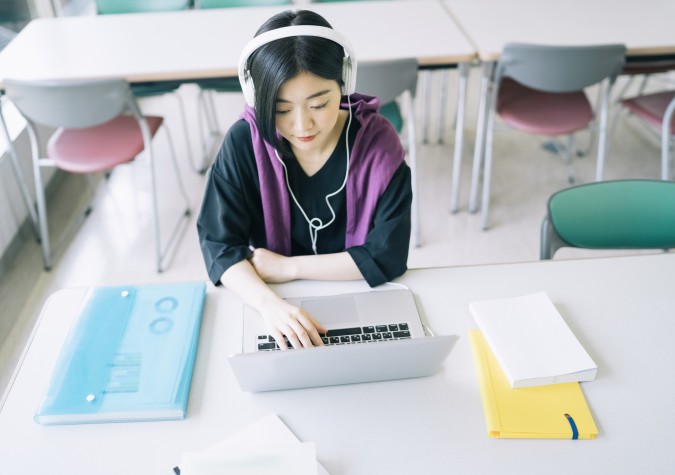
197, 0, 291, 8
497, 43, 626, 93
96, 0, 191, 14
3, 79, 135, 129
355, 58, 419, 104
543, 180, 675, 258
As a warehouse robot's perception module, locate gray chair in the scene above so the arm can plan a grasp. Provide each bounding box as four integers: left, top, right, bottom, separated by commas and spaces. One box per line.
540, 179, 675, 259
3, 78, 191, 272
356, 58, 421, 247
470, 43, 626, 230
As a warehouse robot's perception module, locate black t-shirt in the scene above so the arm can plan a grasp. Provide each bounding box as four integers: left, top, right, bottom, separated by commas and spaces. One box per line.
197, 116, 412, 287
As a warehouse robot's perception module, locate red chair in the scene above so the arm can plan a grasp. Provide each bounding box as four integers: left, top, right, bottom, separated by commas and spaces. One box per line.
4, 78, 191, 272
621, 90, 675, 180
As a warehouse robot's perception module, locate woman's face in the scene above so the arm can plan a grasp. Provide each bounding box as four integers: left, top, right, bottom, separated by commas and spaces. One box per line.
274, 71, 343, 157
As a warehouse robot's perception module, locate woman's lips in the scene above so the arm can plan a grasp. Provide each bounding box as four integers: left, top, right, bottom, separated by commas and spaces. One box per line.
296, 135, 317, 143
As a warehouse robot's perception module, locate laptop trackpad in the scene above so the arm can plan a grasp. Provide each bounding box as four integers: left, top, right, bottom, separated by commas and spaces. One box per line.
301, 296, 358, 326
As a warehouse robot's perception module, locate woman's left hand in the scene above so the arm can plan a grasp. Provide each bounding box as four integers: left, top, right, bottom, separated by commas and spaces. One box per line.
249, 247, 296, 283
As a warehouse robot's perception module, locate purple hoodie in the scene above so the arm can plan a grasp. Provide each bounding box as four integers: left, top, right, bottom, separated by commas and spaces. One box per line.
240, 93, 405, 255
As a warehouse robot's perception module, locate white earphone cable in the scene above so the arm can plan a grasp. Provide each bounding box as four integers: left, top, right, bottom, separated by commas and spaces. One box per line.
274, 94, 353, 254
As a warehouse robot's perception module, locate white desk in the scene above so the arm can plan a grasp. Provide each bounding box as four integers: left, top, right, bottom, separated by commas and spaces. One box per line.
444, 0, 675, 216
2, 253, 674, 474
445, 0, 675, 62
0, 1, 474, 85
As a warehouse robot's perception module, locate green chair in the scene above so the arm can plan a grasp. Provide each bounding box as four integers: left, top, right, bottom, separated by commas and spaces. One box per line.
96, 0, 190, 13
194, 0, 293, 172
95, 1, 202, 173
196, 0, 290, 6
540, 180, 675, 259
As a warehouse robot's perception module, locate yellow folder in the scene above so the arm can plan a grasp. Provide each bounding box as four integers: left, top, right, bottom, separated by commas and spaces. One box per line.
469, 330, 598, 439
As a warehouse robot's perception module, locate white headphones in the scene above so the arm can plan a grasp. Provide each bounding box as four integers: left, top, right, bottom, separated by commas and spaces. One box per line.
238, 25, 358, 107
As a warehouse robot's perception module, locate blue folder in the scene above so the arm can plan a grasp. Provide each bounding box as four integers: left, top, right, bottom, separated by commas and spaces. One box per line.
35, 281, 206, 425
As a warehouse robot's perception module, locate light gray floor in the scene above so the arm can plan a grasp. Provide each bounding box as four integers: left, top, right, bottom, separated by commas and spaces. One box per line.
0, 67, 669, 397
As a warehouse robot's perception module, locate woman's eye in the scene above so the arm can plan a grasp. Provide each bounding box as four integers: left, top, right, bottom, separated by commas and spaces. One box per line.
275, 110, 290, 115
311, 102, 328, 110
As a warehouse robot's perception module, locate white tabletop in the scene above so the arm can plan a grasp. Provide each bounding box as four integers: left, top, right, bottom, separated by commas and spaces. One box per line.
445, 0, 675, 61
0, 1, 475, 86
2, 252, 674, 474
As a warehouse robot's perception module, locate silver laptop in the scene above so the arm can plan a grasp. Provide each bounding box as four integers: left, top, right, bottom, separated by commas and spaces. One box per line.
228, 287, 457, 392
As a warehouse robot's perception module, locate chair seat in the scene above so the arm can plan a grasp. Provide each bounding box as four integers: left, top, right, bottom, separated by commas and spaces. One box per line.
131, 81, 183, 97
622, 90, 675, 135
497, 78, 593, 135
548, 180, 675, 249
47, 115, 163, 173
197, 77, 242, 93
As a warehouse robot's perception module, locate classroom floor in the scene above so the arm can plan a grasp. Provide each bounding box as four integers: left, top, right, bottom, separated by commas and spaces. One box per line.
0, 67, 670, 397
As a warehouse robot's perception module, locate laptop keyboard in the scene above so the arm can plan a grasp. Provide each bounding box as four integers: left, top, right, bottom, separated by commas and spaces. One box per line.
256, 323, 411, 351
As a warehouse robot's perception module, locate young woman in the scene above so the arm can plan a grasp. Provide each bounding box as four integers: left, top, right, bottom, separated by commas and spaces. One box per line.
197, 10, 412, 349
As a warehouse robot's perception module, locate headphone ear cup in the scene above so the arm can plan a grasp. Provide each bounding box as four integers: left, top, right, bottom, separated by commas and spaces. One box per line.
342, 56, 356, 95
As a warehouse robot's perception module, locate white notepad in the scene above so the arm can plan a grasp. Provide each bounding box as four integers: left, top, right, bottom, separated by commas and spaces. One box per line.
469, 291, 597, 388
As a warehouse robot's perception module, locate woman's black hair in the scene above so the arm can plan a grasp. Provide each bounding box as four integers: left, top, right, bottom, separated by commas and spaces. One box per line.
247, 10, 346, 156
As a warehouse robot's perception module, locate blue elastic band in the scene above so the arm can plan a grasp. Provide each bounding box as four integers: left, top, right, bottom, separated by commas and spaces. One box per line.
565, 413, 579, 440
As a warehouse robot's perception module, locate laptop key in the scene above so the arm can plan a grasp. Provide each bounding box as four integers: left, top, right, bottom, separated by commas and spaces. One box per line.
375, 325, 388, 332
340, 336, 351, 343
382, 332, 393, 339
388, 324, 399, 331
393, 330, 411, 338
351, 335, 362, 342
329, 337, 340, 344
372, 333, 383, 340
363, 326, 375, 333
399, 323, 409, 330
325, 327, 363, 337
258, 342, 277, 350
362, 334, 372, 341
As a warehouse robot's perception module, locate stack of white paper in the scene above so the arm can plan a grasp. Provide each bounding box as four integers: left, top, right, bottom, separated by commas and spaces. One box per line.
469, 291, 597, 388
179, 414, 328, 475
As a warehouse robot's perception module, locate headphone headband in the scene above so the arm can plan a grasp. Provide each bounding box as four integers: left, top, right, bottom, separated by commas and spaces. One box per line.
238, 25, 358, 107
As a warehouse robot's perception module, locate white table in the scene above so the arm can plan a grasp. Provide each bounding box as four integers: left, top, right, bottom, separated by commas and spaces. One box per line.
444, 0, 675, 217
2, 252, 674, 474
0, 1, 474, 84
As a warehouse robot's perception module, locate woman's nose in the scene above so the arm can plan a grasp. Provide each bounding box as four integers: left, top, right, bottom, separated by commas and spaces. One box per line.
293, 109, 312, 133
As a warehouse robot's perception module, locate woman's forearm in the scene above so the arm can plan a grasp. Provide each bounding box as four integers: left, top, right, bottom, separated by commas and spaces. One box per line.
287, 251, 363, 281
220, 259, 282, 310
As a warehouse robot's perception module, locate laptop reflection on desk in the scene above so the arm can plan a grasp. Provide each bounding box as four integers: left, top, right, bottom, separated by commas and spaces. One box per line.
228, 286, 457, 392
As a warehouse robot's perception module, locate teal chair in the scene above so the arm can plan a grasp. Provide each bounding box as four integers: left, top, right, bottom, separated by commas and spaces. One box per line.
540, 180, 675, 259
95, 0, 202, 173
194, 0, 293, 172
96, 0, 191, 13
196, 0, 290, 6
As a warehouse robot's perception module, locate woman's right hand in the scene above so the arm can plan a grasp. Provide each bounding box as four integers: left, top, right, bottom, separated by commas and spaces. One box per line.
258, 297, 327, 350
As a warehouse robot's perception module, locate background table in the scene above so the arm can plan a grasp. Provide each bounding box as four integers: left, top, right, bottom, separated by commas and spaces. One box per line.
2, 252, 674, 474
0, 1, 475, 86
444, 0, 675, 61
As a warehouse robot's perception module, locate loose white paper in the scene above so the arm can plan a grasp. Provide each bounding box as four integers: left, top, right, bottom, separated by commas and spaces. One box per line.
179, 413, 327, 475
